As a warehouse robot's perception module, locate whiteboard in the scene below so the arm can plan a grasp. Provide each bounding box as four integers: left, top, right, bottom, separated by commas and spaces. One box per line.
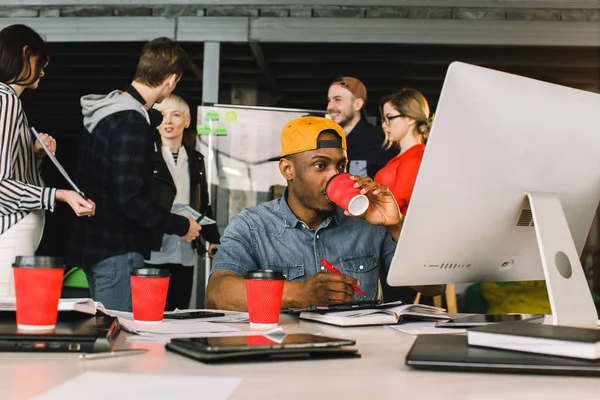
197, 104, 326, 193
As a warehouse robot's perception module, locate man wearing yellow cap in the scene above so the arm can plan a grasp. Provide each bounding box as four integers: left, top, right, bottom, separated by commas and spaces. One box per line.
206, 116, 408, 310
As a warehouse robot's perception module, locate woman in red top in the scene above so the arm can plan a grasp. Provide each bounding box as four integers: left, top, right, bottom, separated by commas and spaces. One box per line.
374, 89, 433, 216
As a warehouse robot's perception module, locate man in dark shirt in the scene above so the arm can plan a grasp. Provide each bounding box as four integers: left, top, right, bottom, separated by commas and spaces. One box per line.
70, 38, 201, 311
327, 77, 395, 178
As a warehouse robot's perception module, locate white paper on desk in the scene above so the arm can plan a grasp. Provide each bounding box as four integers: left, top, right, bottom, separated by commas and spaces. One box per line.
120, 319, 239, 336
0, 297, 100, 316
172, 204, 216, 225
127, 326, 287, 343
387, 321, 467, 335
33, 372, 241, 400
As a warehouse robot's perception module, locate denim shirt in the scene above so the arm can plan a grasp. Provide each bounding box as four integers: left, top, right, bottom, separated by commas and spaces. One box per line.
211, 193, 397, 300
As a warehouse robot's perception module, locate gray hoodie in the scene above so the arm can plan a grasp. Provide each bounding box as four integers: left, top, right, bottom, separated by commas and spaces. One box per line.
81, 90, 150, 133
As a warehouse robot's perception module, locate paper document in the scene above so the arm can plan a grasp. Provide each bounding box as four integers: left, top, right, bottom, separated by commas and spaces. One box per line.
387, 322, 467, 335
173, 204, 216, 225
33, 372, 241, 400
103, 309, 240, 337
127, 327, 286, 343
0, 297, 100, 316
30, 127, 86, 198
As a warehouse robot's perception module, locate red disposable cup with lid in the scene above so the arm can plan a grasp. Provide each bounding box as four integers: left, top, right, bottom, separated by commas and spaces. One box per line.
130, 268, 170, 323
245, 270, 285, 329
12, 256, 64, 331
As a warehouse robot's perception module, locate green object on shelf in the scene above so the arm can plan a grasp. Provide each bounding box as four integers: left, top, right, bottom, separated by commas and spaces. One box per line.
63, 267, 88, 289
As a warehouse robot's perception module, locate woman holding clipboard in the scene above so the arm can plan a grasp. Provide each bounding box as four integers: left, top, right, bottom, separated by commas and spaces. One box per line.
0, 25, 95, 296
146, 94, 220, 310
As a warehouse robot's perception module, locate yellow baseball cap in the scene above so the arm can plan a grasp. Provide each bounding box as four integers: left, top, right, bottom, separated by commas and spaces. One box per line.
279, 116, 347, 158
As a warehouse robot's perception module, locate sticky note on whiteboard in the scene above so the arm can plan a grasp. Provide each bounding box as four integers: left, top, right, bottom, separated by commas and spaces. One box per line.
196, 125, 211, 135
224, 110, 238, 124
205, 110, 220, 121
214, 126, 228, 136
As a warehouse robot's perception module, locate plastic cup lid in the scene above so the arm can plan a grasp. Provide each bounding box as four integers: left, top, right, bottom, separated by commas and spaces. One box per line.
246, 270, 285, 280
131, 268, 171, 277
12, 256, 64, 268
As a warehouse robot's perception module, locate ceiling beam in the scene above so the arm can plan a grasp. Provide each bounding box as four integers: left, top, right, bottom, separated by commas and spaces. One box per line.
5, 1, 600, 9
251, 18, 600, 46
0, 17, 175, 42
2, 16, 599, 46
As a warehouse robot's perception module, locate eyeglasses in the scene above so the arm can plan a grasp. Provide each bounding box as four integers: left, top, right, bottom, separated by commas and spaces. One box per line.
42, 56, 50, 70
382, 114, 403, 125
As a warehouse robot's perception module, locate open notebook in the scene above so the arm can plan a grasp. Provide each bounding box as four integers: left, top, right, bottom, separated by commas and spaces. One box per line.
299, 303, 449, 327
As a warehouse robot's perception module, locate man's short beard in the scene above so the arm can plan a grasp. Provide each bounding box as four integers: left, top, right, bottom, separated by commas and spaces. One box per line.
315, 203, 337, 217
336, 112, 355, 129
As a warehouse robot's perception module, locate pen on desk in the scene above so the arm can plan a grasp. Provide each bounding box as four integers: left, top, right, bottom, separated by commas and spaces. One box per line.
320, 258, 366, 297
79, 349, 148, 360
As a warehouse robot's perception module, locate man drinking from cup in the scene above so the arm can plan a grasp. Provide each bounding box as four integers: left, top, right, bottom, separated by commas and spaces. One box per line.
206, 116, 443, 311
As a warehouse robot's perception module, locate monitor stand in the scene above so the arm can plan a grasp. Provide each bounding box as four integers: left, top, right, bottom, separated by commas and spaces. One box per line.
527, 192, 598, 328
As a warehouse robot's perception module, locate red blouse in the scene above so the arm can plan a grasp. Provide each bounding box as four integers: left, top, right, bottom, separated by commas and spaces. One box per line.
374, 144, 425, 216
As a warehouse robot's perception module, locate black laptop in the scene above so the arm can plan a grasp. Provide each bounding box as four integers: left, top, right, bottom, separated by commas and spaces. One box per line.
406, 334, 600, 377
0, 313, 120, 353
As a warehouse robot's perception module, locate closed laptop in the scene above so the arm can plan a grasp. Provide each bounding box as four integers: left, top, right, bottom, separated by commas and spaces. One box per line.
0, 313, 120, 353
406, 334, 600, 377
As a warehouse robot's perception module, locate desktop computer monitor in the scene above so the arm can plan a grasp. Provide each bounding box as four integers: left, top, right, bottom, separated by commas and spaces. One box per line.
387, 62, 600, 328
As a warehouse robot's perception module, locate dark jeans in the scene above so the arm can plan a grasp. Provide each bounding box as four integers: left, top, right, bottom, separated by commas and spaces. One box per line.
144, 263, 194, 311
84, 252, 144, 312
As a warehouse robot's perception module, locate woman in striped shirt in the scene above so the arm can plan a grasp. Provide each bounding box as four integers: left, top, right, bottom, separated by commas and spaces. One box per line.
0, 24, 96, 296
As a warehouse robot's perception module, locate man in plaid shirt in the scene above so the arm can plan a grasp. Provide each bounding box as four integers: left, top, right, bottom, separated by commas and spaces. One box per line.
70, 38, 201, 311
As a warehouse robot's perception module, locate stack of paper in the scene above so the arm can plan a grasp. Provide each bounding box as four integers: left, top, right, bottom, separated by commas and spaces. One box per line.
0, 297, 99, 315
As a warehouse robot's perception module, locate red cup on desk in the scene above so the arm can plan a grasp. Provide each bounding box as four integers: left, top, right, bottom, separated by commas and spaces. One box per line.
130, 268, 170, 323
245, 270, 285, 329
12, 256, 64, 331
326, 173, 369, 216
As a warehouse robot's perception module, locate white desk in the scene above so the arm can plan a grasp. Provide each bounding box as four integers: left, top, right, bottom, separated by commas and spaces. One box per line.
1, 315, 599, 400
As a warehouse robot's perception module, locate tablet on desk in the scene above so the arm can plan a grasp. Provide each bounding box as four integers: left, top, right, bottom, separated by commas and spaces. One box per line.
166, 333, 360, 364
434, 314, 545, 328
172, 333, 356, 353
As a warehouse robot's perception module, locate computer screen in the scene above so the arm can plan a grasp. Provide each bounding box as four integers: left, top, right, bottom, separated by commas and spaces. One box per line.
387, 62, 600, 327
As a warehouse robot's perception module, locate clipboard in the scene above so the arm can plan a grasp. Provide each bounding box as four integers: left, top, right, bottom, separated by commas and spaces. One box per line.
30, 127, 87, 200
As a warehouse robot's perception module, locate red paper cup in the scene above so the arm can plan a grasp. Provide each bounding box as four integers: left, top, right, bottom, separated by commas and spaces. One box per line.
326, 173, 369, 216
245, 270, 285, 329
12, 256, 64, 331
130, 268, 170, 323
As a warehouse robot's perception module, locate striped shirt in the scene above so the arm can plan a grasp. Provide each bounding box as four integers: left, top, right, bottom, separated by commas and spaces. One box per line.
0, 82, 55, 235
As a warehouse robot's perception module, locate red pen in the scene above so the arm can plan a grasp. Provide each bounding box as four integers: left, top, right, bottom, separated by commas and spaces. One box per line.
320, 258, 366, 297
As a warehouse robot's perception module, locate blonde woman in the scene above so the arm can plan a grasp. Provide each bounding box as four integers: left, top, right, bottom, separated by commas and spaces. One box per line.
375, 89, 433, 216
146, 94, 220, 310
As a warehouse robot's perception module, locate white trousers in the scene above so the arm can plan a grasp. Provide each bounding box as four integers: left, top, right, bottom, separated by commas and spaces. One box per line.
0, 210, 45, 296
